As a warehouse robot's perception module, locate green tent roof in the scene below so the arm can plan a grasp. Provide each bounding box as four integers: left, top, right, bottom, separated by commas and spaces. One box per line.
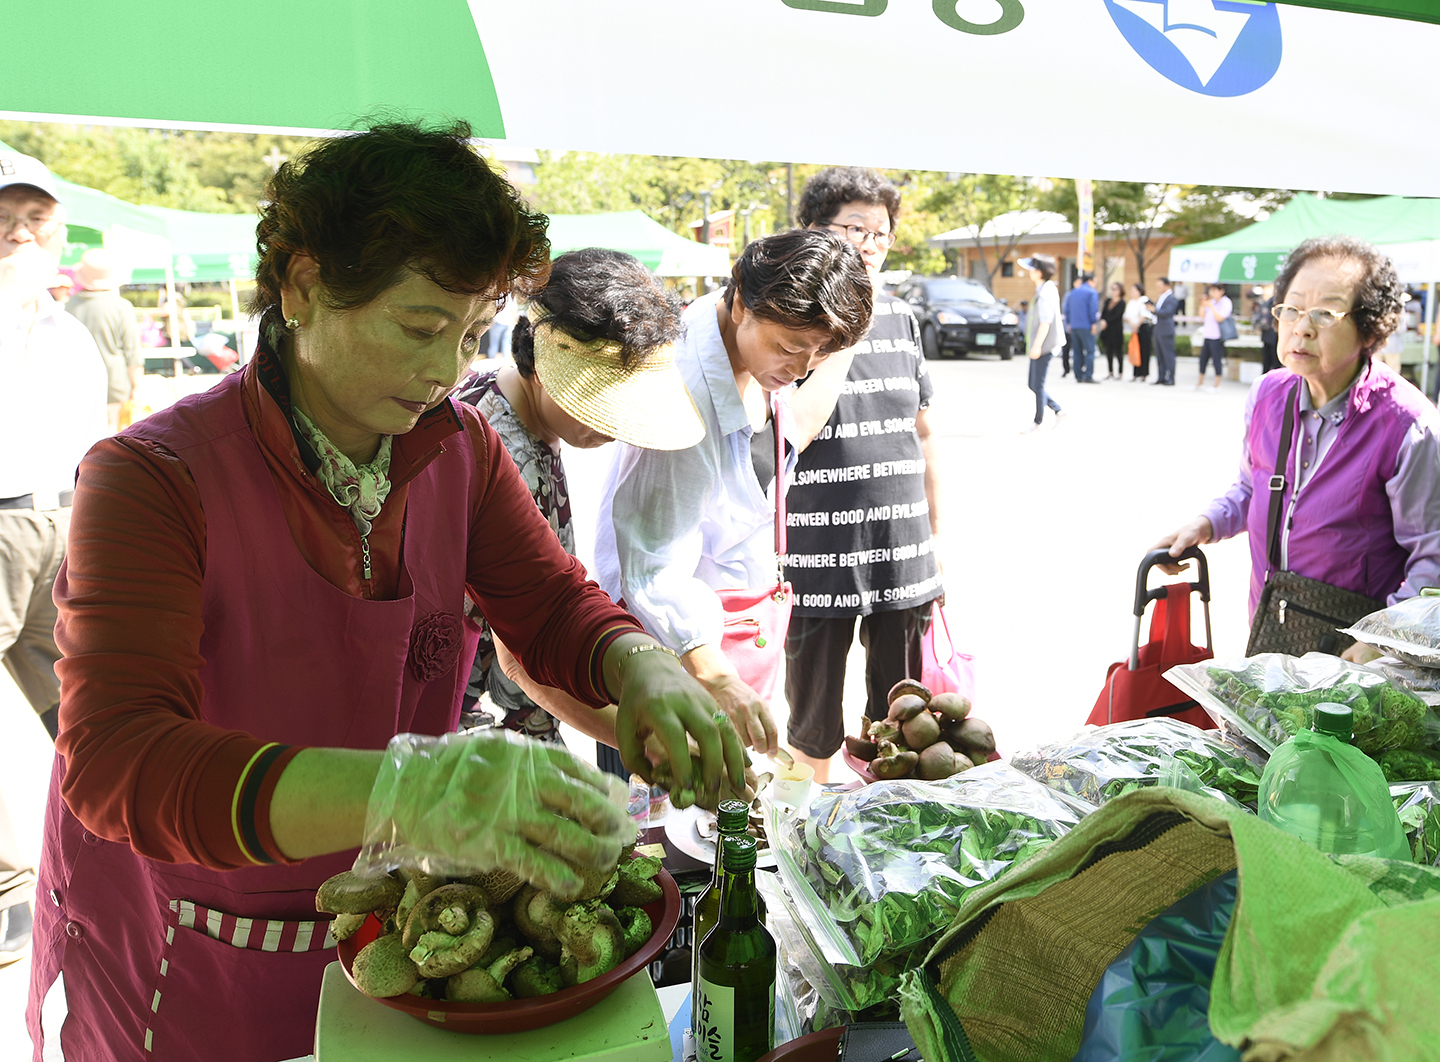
545, 211, 731, 277
1279, 1, 1439, 25
129, 205, 260, 283
1168, 195, 1440, 284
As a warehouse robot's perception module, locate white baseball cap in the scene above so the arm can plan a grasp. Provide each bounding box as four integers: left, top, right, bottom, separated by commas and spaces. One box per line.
0, 150, 62, 203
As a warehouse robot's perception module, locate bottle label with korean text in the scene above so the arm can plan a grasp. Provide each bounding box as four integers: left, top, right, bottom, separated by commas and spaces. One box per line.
695, 977, 774, 1062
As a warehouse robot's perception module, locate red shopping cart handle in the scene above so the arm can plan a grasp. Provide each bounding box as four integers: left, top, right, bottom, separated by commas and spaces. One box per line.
1135, 547, 1210, 618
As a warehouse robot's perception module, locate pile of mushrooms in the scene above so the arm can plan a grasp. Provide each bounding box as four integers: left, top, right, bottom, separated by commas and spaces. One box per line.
319, 848, 663, 1002
844, 680, 995, 780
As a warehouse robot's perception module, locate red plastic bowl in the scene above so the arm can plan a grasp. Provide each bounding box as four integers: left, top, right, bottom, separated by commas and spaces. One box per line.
336, 865, 680, 1034
841, 746, 1000, 783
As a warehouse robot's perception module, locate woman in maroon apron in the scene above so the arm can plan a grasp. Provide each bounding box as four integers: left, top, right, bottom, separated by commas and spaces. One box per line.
26, 121, 744, 1062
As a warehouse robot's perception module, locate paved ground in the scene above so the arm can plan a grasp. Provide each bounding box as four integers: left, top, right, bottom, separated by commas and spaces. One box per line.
0, 354, 1259, 1056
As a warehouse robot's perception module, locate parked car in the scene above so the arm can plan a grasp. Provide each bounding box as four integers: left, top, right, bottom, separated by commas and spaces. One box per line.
896, 276, 1021, 360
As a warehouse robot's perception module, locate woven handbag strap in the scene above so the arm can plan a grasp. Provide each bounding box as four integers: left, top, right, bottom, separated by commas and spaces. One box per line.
1266, 380, 1302, 572
772, 391, 787, 581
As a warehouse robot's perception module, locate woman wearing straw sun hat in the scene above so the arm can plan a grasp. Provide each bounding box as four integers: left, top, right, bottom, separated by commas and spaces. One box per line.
452, 247, 704, 757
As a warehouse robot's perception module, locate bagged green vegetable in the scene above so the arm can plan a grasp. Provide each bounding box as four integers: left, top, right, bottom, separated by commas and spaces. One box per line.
1010, 718, 1262, 812
1166, 652, 1427, 756
1393, 781, 1440, 864
1369, 654, 1440, 709
765, 763, 1081, 1015
1338, 593, 1440, 667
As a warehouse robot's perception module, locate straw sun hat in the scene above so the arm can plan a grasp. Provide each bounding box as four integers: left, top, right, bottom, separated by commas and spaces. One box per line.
531, 321, 703, 451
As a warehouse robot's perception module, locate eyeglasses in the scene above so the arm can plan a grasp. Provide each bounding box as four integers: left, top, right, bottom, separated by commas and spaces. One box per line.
823, 222, 895, 250
0, 209, 60, 237
1271, 303, 1352, 330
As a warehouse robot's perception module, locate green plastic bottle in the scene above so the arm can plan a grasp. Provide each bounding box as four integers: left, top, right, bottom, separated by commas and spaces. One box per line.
695, 835, 776, 1062
1258, 702, 1410, 860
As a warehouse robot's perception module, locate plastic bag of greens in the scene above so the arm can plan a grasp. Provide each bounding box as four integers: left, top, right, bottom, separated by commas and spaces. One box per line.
1010, 718, 1263, 812
1369, 656, 1440, 708
764, 763, 1082, 1014
1377, 747, 1440, 784
1393, 783, 1440, 863
756, 871, 863, 1034
1339, 593, 1440, 667
1165, 653, 1427, 757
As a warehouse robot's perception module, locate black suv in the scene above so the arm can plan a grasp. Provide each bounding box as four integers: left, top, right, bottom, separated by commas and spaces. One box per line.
896, 276, 1020, 360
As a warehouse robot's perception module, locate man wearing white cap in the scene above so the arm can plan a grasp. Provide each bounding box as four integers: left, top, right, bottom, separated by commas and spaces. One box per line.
67, 248, 141, 432
0, 149, 108, 966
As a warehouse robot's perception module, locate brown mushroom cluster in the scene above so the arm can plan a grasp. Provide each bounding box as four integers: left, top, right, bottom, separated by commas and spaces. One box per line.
319, 849, 664, 1003
843, 680, 996, 781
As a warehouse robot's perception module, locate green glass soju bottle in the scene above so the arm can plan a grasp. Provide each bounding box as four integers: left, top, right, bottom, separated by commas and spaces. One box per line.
694, 800, 752, 957
694, 835, 775, 1062
692, 799, 750, 1020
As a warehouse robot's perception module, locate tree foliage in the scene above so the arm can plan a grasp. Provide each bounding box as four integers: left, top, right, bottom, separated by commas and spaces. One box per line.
0, 121, 313, 214
917, 173, 1040, 287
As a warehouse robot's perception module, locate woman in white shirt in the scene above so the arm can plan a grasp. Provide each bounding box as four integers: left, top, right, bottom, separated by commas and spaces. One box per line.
1124, 282, 1156, 382
596, 230, 872, 754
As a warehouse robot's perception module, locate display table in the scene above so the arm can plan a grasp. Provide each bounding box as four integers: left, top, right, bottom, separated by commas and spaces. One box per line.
314, 962, 672, 1062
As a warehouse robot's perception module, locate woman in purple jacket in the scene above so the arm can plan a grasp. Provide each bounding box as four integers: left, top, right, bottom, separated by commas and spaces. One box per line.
1156, 236, 1440, 661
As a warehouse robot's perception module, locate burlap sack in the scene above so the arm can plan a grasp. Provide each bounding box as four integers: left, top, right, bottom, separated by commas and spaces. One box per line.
898, 788, 1440, 1062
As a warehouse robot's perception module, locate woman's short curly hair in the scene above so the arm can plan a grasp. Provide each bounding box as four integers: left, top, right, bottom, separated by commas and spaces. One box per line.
249, 119, 550, 345
1274, 235, 1406, 356
723, 230, 873, 354
511, 248, 682, 379
796, 167, 901, 233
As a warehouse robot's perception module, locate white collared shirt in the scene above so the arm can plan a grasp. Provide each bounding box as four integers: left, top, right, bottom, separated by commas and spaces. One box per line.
0, 295, 109, 503
595, 291, 795, 653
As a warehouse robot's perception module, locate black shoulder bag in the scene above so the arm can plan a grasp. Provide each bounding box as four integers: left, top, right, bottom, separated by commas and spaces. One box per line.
1245, 381, 1384, 657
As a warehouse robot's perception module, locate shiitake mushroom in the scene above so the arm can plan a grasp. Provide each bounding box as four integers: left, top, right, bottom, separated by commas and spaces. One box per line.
900, 710, 941, 750
954, 717, 996, 758
928, 692, 972, 722
886, 679, 931, 706
844, 734, 879, 762
886, 694, 929, 722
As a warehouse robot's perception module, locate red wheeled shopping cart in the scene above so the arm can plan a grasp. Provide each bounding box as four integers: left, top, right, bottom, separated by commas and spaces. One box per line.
1087, 546, 1216, 730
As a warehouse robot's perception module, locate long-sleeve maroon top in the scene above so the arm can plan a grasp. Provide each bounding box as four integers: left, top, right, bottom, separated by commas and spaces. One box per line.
53, 350, 642, 871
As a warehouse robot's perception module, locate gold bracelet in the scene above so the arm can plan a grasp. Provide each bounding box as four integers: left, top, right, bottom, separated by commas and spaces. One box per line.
619, 642, 679, 667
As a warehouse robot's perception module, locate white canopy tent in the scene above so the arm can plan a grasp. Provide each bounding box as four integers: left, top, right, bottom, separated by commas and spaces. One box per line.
4, 3, 1440, 196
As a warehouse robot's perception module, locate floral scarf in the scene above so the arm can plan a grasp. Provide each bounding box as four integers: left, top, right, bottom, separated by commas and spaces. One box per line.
291, 408, 393, 537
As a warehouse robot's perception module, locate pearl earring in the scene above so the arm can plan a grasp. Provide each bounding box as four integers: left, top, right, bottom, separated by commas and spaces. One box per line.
286, 317, 300, 330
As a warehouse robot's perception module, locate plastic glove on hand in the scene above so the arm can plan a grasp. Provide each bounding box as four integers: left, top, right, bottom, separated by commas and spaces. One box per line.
356, 731, 633, 901
614, 649, 747, 809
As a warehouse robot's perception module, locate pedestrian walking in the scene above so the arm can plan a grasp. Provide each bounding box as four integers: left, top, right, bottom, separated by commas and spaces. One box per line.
1197, 282, 1232, 390
1020, 254, 1064, 431
66, 249, 141, 432
1099, 281, 1126, 378
1151, 276, 1179, 385
1125, 283, 1155, 381
1256, 290, 1281, 372
1063, 271, 1100, 382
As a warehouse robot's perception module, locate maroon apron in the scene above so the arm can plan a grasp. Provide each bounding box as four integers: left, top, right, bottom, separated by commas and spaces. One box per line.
27, 372, 480, 1061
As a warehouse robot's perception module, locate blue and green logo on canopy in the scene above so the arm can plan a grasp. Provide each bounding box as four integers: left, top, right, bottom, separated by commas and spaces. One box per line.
1105, 1, 1282, 97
